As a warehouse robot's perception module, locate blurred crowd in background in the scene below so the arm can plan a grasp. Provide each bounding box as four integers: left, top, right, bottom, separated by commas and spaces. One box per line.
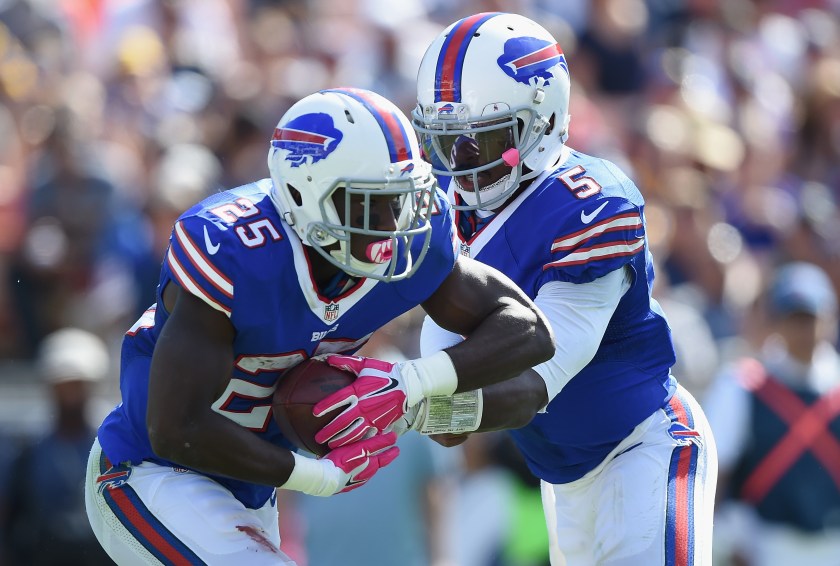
0, 0, 838, 564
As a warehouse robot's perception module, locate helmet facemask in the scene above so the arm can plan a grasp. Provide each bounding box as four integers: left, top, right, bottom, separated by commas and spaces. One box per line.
303, 174, 434, 281
414, 103, 550, 211
267, 87, 437, 283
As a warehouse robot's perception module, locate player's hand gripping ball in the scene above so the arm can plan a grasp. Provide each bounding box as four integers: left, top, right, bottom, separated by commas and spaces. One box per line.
313, 355, 411, 449
272, 358, 356, 457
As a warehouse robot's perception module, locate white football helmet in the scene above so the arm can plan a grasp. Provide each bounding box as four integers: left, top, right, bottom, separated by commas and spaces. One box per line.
268, 88, 435, 281
413, 13, 571, 210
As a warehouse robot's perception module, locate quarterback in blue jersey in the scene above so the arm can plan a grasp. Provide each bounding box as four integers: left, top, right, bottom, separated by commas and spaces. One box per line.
83, 87, 554, 565
408, 13, 718, 566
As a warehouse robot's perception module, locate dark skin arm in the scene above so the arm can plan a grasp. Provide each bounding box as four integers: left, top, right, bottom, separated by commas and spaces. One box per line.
421, 255, 555, 393
478, 369, 548, 430
146, 283, 297, 486
426, 263, 632, 446
430, 370, 548, 447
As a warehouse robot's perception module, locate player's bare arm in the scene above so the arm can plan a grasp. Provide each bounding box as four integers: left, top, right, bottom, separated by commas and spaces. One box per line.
421, 255, 555, 393
416, 267, 632, 442
315, 256, 554, 448
426, 370, 548, 448
148, 282, 397, 496
87, 88, 441, 561
147, 282, 299, 487
474, 369, 548, 429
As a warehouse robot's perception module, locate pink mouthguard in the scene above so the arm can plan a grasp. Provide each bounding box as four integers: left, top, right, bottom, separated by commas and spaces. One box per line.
366, 239, 393, 264
502, 148, 520, 167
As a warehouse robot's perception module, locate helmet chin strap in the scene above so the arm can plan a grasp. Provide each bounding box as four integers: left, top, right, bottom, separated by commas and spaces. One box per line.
461, 147, 521, 210
457, 147, 523, 210
458, 173, 517, 211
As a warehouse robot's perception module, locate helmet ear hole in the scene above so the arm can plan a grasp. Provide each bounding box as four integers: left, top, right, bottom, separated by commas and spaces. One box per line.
287, 183, 303, 206
545, 114, 555, 136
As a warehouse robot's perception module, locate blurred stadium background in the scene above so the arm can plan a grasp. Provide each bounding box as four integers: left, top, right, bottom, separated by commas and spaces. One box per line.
0, 0, 838, 565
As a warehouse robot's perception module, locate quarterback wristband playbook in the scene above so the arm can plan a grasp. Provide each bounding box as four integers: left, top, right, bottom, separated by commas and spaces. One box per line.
413, 390, 483, 434
400, 350, 458, 407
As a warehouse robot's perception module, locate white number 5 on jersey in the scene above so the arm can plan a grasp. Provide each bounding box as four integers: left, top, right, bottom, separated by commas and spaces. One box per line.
559, 166, 602, 199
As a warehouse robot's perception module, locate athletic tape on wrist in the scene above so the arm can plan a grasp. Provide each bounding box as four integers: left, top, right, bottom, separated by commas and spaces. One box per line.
281, 452, 338, 497
400, 351, 458, 407
416, 390, 483, 435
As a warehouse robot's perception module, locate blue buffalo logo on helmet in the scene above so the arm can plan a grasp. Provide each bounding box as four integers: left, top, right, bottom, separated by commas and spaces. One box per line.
438, 103, 456, 115
271, 113, 344, 167
497, 37, 568, 86
399, 162, 415, 176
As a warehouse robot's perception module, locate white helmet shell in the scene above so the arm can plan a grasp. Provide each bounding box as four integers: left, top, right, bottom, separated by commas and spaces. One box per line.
268, 88, 434, 281
413, 13, 571, 210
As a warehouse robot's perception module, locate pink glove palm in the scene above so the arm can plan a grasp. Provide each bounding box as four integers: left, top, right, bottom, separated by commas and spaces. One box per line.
323, 432, 400, 493
314, 355, 409, 449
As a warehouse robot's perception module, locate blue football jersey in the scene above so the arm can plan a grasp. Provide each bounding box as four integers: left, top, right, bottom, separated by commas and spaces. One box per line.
98, 179, 457, 509
451, 149, 677, 484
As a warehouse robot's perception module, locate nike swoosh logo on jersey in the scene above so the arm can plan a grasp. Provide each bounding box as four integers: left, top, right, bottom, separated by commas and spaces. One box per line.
204, 225, 220, 255
580, 201, 609, 224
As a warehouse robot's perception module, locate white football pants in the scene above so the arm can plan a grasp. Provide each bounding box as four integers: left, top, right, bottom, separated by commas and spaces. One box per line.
542, 385, 717, 566
84, 438, 295, 565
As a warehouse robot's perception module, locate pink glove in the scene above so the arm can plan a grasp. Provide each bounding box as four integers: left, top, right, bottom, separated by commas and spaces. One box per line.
282, 432, 400, 496
323, 431, 400, 493
313, 355, 411, 449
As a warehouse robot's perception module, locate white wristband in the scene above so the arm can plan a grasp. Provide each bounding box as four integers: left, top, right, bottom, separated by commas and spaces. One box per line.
399, 351, 458, 407
280, 452, 340, 497
414, 390, 483, 434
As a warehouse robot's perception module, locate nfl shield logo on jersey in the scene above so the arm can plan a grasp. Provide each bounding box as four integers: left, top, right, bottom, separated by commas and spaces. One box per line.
460, 242, 471, 257
324, 302, 339, 322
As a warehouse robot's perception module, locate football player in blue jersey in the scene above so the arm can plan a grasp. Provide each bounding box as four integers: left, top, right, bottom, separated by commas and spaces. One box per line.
400, 12, 718, 566
83, 87, 554, 565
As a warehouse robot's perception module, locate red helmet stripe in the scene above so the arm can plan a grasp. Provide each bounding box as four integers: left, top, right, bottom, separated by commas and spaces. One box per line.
325, 88, 411, 162
435, 12, 500, 102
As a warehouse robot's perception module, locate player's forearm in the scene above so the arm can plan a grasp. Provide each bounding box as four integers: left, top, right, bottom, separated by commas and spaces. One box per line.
404, 368, 547, 436
447, 298, 555, 393
475, 369, 547, 431
148, 409, 296, 487
419, 257, 554, 394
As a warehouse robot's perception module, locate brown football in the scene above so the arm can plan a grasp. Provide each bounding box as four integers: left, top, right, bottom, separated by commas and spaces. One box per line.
272, 358, 355, 457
